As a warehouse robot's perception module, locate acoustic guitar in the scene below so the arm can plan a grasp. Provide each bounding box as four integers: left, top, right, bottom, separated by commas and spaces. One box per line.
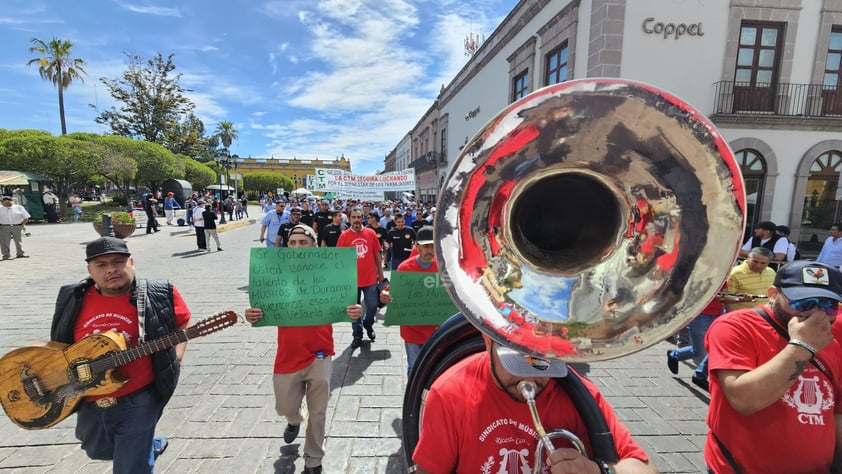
0, 310, 239, 430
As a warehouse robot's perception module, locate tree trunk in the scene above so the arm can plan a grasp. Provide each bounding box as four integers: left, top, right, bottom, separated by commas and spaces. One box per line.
58, 80, 67, 135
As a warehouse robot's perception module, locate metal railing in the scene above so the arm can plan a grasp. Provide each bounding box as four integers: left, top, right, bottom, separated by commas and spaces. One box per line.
712, 81, 842, 117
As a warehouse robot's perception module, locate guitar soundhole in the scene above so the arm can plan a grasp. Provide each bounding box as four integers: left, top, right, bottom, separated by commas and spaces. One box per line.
8, 390, 20, 402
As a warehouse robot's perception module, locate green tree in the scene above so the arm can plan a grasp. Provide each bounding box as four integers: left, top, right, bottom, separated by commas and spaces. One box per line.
27, 37, 87, 136
94, 52, 196, 150
214, 121, 238, 150
243, 172, 294, 196
166, 113, 210, 158
0, 134, 98, 206
181, 154, 216, 190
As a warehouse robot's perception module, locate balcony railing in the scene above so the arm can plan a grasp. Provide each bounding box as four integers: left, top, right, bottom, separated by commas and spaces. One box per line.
409, 151, 440, 171
712, 81, 842, 117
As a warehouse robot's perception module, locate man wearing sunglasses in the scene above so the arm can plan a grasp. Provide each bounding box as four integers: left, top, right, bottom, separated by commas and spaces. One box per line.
704, 261, 842, 473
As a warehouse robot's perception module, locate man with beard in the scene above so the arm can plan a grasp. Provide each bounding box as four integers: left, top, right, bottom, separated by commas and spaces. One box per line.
704, 261, 842, 473
337, 208, 384, 348
276, 207, 303, 247
413, 335, 655, 474
50, 237, 191, 472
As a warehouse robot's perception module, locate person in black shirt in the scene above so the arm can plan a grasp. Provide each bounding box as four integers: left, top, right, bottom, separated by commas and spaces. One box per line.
386, 214, 416, 270
276, 207, 303, 247
367, 211, 388, 268
299, 202, 315, 227
411, 212, 427, 232
320, 211, 346, 247
313, 201, 332, 241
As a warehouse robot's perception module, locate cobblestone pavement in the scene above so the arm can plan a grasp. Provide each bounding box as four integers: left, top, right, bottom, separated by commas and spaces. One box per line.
0, 209, 710, 473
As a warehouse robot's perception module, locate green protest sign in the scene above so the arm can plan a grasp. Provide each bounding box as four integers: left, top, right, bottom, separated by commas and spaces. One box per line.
384, 271, 460, 326
249, 247, 357, 326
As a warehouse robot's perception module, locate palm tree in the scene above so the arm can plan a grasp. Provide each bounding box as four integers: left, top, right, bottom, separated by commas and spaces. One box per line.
214, 121, 238, 151
27, 37, 87, 135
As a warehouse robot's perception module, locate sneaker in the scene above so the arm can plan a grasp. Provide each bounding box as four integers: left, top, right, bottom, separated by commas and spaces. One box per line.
691, 373, 709, 392
1, 256, 10, 261
153, 436, 168, 459
667, 350, 678, 375
283, 423, 300, 443
351, 337, 362, 349
217, 247, 223, 251
303, 466, 322, 474
366, 328, 376, 342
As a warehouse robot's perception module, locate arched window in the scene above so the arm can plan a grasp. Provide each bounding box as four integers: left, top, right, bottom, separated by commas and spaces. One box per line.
735, 149, 767, 241
802, 151, 842, 231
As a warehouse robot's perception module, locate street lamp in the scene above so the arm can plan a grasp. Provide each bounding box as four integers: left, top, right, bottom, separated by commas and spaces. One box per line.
214, 149, 239, 224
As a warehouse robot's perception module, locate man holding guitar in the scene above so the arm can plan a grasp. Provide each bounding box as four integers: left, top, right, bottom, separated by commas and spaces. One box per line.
49, 236, 192, 473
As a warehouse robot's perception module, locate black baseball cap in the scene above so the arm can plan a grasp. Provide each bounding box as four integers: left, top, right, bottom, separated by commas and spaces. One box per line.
85, 237, 131, 262
774, 261, 842, 302
416, 226, 434, 245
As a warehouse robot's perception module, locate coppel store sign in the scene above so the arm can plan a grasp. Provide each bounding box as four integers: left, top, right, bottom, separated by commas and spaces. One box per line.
642, 17, 704, 40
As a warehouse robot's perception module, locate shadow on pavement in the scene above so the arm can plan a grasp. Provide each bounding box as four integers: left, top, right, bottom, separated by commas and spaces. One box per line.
386, 417, 408, 474
330, 343, 393, 393
273, 444, 299, 473
171, 249, 211, 259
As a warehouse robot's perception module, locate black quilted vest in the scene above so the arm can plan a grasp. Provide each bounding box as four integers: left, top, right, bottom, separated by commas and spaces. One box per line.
50, 278, 181, 404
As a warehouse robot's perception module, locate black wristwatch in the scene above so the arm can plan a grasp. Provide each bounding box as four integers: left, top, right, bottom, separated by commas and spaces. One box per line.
594, 459, 613, 474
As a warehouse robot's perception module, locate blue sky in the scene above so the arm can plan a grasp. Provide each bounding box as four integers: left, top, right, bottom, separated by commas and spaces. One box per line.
0, 0, 512, 175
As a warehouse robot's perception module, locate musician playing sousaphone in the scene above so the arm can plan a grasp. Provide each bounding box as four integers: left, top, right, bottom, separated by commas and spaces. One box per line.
413, 337, 656, 473
405, 78, 747, 474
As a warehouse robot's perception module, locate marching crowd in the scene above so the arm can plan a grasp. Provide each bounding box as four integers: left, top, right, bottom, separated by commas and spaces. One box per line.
11, 184, 842, 473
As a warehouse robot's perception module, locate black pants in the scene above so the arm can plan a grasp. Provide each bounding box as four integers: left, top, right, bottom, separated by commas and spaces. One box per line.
145, 212, 158, 233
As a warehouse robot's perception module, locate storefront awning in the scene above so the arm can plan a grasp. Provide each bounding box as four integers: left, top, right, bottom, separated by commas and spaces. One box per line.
0, 170, 49, 186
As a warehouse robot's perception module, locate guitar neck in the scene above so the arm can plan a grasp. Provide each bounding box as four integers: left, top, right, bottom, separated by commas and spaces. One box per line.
91, 328, 194, 373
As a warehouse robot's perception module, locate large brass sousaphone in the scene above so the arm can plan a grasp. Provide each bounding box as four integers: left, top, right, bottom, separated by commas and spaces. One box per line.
403, 79, 745, 468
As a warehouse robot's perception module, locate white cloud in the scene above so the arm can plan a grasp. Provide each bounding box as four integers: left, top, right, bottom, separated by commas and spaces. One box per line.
116, 2, 182, 17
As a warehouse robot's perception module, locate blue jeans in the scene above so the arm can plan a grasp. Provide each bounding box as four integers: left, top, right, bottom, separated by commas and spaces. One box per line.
670, 313, 715, 377
405, 342, 423, 375
75, 387, 165, 474
352, 284, 378, 339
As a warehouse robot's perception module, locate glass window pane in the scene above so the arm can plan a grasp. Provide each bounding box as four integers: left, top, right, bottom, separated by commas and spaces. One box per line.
548, 54, 557, 70
811, 162, 822, 172
559, 65, 567, 82
827, 53, 841, 71
560, 47, 568, 63
735, 69, 752, 82
740, 27, 756, 45
761, 28, 778, 47
737, 48, 755, 66
758, 49, 775, 67
756, 70, 773, 84
824, 74, 838, 88
830, 31, 842, 51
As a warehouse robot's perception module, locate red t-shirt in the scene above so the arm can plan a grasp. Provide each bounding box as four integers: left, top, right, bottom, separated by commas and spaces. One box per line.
395, 256, 440, 344
413, 352, 648, 473
337, 227, 382, 287
273, 325, 335, 374
705, 308, 842, 473
73, 285, 191, 399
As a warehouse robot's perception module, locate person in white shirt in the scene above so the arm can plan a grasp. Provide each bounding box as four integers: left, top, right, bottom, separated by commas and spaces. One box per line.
816, 223, 842, 267
739, 221, 787, 262
0, 195, 31, 259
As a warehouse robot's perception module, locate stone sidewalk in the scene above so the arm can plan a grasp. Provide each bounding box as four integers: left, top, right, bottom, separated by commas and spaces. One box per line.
0, 209, 710, 473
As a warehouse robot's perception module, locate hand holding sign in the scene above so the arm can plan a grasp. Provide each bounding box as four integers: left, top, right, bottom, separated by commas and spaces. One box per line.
383, 271, 459, 326
249, 247, 358, 326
